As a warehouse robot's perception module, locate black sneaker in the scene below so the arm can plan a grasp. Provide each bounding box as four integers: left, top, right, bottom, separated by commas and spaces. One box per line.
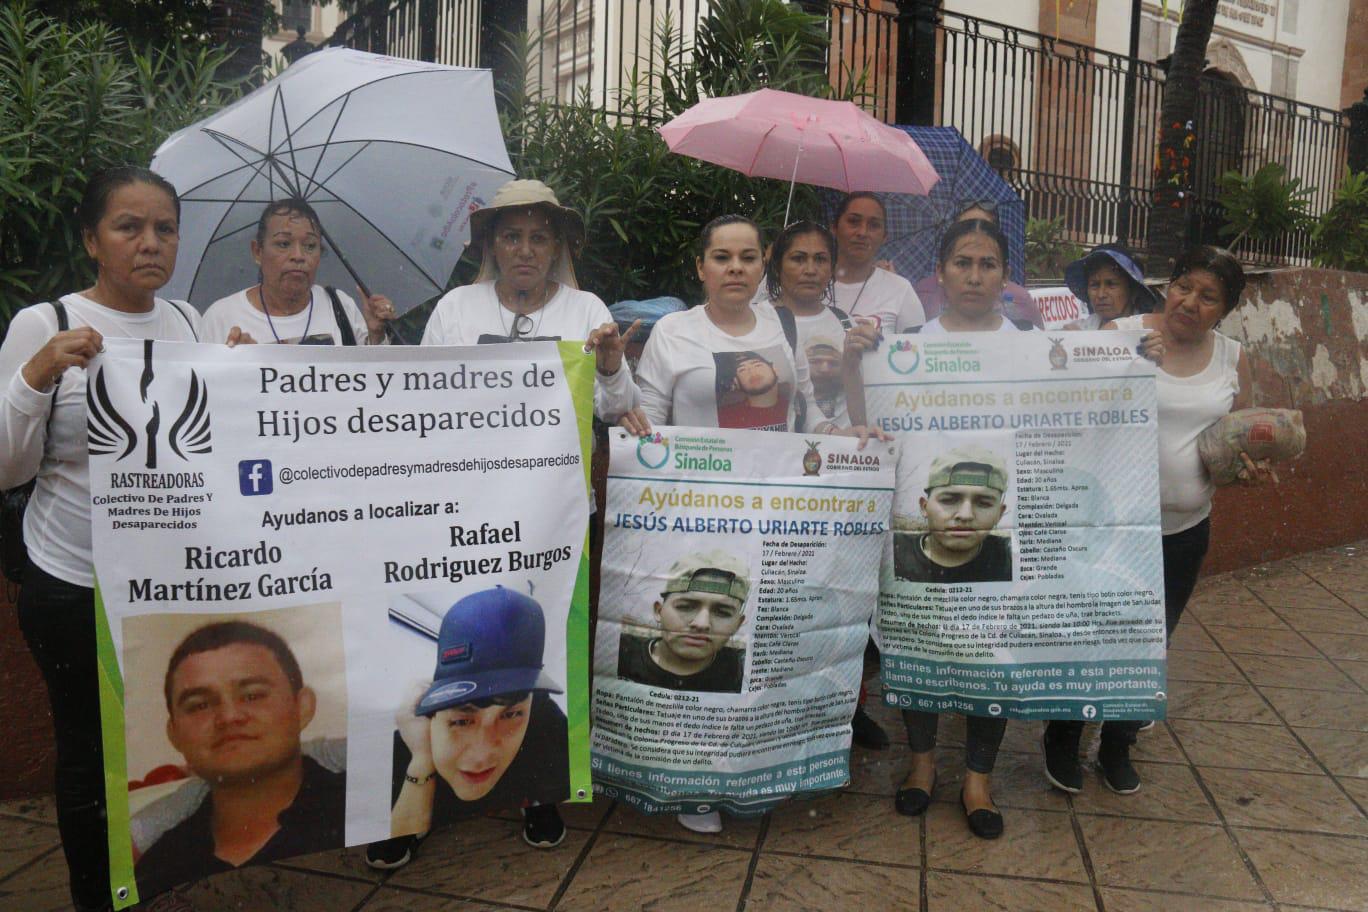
522, 804, 566, 848
851, 706, 890, 750
1096, 746, 1142, 794
1042, 728, 1084, 793
365, 833, 425, 870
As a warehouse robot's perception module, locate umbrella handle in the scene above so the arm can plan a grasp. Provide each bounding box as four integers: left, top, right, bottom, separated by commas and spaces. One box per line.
783, 133, 807, 228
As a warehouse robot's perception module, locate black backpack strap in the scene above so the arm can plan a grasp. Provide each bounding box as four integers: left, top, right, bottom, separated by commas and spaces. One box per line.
51, 300, 68, 333
325, 286, 357, 346
827, 304, 853, 331
775, 304, 799, 355
163, 300, 198, 340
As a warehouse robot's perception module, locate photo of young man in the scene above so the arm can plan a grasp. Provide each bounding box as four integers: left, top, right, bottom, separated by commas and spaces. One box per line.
714, 349, 792, 431
617, 551, 749, 693
893, 446, 1014, 583
134, 620, 346, 894
389, 586, 569, 840
805, 336, 845, 420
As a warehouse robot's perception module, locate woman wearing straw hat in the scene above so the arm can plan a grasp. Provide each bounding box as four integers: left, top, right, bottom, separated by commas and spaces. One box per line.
418, 179, 639, 421
1061, 244, 1160, 331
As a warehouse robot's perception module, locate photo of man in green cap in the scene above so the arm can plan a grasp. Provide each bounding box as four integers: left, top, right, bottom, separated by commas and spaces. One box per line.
617, 550, 750, 693
894, 445, 1014, 583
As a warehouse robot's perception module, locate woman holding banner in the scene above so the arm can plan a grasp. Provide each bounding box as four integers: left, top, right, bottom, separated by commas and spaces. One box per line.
1042, 246, 1274, 796
419, 179, 639, 420
620, 214, 886, 834
1060, 244, 1159, 331
893, 216, 1032, 839
0, 166, 219, 911
201, 197, 397, 346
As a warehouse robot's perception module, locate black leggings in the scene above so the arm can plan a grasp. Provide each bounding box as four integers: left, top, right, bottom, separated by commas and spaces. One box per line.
902, 710, 1008, 774
1049, 518, 1211, 751
17, 560, 109, 912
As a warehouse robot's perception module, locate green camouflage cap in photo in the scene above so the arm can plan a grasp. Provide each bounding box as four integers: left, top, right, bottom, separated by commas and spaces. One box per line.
661, 550, 751, 604
925, 446, 1009, 493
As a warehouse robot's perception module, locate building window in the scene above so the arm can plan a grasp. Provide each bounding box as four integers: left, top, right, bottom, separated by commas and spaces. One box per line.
1138, 16, 1159, 62
1281, 0, 1298, 35
281, 1, 312, 34
1270, 56, 1298, 99
978, 135, 1020, 174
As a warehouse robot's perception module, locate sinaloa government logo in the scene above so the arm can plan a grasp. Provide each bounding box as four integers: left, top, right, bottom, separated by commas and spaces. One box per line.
887, 339, 920, 374
636, 432, 670, 469
87, 340, 211, 469
1049, 336, 1069, 370
802, 440, 822, 476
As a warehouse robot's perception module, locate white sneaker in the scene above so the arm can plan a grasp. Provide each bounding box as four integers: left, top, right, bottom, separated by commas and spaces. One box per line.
677, 811, 723, 834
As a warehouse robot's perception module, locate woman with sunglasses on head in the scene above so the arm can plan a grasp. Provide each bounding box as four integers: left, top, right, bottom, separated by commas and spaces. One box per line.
912, 200, 1040, 328
1060, 244, 1159, 331
0, 166, 225, 911
1042, 246, 1274, 798
830, 192, 926, 333
763, 219, 890, 749
202, 198, 397, 347
419, 180, 638, 422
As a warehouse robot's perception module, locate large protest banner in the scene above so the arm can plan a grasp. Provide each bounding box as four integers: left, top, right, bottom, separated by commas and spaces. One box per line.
87, 338, 594, 907
866, 331, 1165, 722
592, 427, 894, 815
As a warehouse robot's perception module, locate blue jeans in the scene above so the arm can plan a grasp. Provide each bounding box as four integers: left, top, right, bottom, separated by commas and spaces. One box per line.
17, 559, 109, 911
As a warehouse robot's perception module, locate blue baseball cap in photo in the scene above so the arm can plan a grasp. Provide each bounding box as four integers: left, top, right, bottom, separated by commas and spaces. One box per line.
416, 586, 563, 716
1064, 244, 1161, 312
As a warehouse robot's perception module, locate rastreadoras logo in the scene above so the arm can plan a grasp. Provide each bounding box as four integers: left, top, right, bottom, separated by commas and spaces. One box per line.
887, 339, 921, 375
636, 432, 670, 469
87, 340, 211, 469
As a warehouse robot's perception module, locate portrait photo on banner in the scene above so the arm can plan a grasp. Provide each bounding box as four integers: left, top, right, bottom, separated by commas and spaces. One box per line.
713, 347, 792, 432
603, 544, 754, 696
891, 439, 1016, 585
382, 586, 570, 835
121, 603, 348, 892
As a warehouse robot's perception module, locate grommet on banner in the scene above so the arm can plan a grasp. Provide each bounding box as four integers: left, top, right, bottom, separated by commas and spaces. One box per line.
576, 788, 587, 799
116, 886, 130, 901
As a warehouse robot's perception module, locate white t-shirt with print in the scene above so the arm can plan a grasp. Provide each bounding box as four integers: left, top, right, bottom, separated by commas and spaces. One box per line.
635, 300, 816, 432
201, 285, 377, 346
421, 280, 638, 422
791, 307, 852, 427
0, 295, 203, 586
915, 314, 1025, 335
833, 267, 926, 333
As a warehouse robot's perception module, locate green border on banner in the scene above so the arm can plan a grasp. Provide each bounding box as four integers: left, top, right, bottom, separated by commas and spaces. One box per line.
558, 340, 595, 803
95, 581, 138, 909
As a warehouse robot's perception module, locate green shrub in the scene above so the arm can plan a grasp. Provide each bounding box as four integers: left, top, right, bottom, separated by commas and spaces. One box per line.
1216, 162, 1314, 250
1311, 170, 1368, 272
501, 0, 857, 306
0, 5, 241, 333
1024, 216, 1084, 281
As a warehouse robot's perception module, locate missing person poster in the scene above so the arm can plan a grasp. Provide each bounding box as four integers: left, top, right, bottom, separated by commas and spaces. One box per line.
866, 331, 1165, 722
86, 338, 595, 907
592, 427, 894, 816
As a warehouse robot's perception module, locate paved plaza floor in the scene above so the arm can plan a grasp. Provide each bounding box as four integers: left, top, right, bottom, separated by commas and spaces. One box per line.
0, 543, 1364, 912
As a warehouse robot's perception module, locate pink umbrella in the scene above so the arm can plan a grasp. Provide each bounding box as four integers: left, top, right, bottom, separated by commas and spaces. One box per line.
658, 88, 939, 222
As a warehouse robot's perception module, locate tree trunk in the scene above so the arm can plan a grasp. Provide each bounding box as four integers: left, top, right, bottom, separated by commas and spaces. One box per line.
1147, 0, 1219, 273
211, 0, 266, 83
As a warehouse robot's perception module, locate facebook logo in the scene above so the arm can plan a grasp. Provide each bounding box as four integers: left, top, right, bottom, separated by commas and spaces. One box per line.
238, 459, 273, 496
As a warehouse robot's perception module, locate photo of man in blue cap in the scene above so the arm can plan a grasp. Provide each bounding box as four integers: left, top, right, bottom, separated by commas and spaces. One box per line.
894, 446, 1014, 584
384, 586, 569, 857
616, 550, 750, 693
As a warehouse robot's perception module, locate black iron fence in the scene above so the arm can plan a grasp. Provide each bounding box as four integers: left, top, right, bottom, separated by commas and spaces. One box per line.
330, 0, 1349, 270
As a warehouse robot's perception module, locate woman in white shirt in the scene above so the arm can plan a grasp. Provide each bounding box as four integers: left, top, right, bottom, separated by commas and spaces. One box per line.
1061, 244, 1159, 331
202, 198, 396, 346
621, 214, 885, 834
0, 166, 209, 911
1043, 246, 1274, 798
419, 179, 638, 423
830, 193, 926, 332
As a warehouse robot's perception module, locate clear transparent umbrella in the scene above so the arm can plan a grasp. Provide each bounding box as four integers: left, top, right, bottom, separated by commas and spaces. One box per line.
152, 48, 514, 315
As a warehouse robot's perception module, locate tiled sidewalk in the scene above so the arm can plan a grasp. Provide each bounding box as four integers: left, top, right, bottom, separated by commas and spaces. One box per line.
1, 543, 1365, 912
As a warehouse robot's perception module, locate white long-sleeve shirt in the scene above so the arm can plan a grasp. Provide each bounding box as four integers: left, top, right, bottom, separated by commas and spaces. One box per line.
0, 295, 202, 586
635, 300, 816, 432
421, 281, 639, 423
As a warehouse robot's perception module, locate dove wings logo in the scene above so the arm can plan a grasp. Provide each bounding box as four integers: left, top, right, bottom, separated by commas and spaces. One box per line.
87, 340, 211, 469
